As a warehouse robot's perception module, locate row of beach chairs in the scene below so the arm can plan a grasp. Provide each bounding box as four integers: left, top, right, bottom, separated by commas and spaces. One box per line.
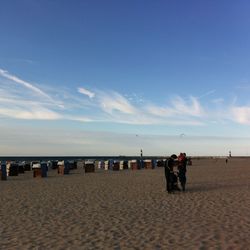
0, 159, 165, 180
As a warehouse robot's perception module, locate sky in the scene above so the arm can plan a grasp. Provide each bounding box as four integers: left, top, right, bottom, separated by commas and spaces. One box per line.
1, 0, 250, 156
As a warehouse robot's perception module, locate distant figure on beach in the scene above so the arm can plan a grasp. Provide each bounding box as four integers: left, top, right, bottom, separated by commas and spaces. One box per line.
164, 154, 178, 193
178, 153, 187, 191
226, 158, 228, 164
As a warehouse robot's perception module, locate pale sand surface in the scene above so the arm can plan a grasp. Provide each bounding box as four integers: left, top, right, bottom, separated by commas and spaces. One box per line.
1, 158, 250, 250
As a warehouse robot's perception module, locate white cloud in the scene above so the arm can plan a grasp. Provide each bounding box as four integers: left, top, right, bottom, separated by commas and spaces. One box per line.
65, 115, 93, 122
0, 68, 229, 126
0, 68, 52, 100
198, 89, 216, 99
146, 105, 175, 117
111, 116, 204, 126
231, 106, 250, 125
172, 96, 204, 117
0, 70, 205, 125
0, 70, 91, 122
0, 69, 206, 125
98, 91, 137, 115
212, 98, 224, 104
0, 76, 63, 121
147, 96, 204, 118
0, 107, 61, 120
78, 87, 95, 98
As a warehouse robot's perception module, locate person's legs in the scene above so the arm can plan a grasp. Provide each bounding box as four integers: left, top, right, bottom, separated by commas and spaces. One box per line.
170, 173, 177, 191
181, 182, 185, 191
174, 175, 181, 191
165, 176, 168, 191
166, 175, 172, 193
180, 175, 186, 191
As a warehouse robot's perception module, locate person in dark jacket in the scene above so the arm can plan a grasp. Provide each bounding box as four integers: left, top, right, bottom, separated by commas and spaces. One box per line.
178, 153, 187, 191
164, 154, 177, 193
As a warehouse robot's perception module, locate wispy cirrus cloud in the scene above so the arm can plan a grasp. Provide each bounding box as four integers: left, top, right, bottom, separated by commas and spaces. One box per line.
230, 106, 250, 125
0, 106, 61, 120
198, 89, 216, 99
0, 70, 95, 122
0, 69, 64, 120
0, 69, 206, 125
78, 87, 95, 98
65, 115, 93, 122
146, 96, 204, 118
4, 68, 249, 127
0, 69, 51, 100
212, 98, 224, 104
97, 90, 137, 115
172, 96, 204, 117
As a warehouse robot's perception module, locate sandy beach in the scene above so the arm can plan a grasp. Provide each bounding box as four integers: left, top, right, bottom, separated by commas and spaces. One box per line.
1, 158, 250, 250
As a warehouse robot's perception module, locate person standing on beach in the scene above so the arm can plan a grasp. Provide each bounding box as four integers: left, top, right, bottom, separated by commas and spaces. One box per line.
178, 153, 187, 191
164, 154, 177, 193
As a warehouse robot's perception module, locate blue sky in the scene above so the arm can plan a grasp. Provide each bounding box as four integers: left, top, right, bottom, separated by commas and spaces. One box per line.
1, 0, 250, 156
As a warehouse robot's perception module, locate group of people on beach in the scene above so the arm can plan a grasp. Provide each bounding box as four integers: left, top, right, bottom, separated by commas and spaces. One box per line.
164, 153, 187, 193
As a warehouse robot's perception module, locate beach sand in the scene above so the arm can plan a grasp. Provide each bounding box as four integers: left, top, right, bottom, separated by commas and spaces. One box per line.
1, 158, 250, 249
